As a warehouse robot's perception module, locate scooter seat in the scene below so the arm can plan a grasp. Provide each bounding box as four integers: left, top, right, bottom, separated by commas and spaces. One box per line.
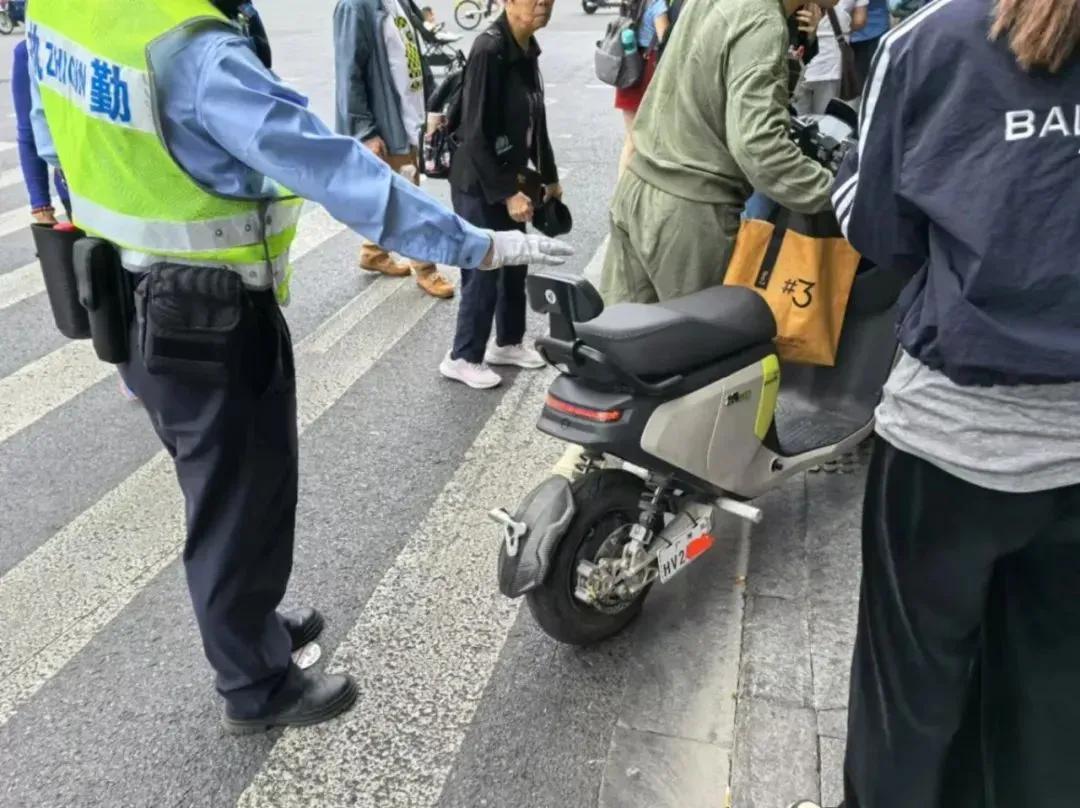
576, 285, 777, 378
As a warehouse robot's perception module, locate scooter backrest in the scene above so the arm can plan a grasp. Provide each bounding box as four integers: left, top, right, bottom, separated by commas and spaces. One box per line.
527, 271, 604, 335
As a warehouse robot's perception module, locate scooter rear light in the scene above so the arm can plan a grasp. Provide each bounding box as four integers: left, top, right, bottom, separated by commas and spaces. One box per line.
545, 394, 622, 423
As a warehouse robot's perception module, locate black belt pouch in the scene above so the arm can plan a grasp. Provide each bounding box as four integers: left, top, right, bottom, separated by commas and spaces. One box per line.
32, 223, 92, 340
72, 238, 133, 363
136, 265, 245, 383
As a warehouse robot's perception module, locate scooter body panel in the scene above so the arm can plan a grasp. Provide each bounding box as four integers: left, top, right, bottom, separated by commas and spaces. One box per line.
537, 344, 778, 497
640, 358, 778, 493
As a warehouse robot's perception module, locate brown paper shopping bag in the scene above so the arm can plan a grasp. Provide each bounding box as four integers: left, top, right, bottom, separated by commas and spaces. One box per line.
725, 208, 860, 366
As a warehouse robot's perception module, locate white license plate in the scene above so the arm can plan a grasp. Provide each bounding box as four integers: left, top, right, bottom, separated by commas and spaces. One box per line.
657, 529, 715, 583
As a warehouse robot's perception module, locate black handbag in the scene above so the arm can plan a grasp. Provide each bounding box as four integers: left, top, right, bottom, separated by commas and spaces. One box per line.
534, 196, 573, 238
520, 167, 572, 238
419, 58, 466, 179
521, 124, 572, 239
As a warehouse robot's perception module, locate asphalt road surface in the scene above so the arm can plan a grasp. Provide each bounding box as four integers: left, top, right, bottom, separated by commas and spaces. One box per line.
0, 3, 765, 806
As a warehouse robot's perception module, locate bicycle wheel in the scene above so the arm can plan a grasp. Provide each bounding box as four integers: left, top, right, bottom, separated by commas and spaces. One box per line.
454, 0, 482, 30
0, 13, 14, 35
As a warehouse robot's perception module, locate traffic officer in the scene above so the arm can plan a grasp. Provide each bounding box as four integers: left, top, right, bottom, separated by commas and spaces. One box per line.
24, 0, 571, 733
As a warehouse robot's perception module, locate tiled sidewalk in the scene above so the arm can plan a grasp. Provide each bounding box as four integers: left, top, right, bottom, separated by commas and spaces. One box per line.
729, 467, 867, 808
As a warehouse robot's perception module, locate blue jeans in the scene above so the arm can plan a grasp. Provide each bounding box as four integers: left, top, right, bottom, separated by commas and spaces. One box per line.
12, 40, 70, 212
742, 191, 777, 221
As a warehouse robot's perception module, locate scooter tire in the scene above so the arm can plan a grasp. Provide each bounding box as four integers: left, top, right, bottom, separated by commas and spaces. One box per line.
0, 13, 14, 35
582, 1, 598, 13
526, 469, 648, 646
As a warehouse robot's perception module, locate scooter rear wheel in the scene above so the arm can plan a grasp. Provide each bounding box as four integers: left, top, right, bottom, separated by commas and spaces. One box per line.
0, 13, 14, 35
526, 469, 649, 646
582, 1, 598, 13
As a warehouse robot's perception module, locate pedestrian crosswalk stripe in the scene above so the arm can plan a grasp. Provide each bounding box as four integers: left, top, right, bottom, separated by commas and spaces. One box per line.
0, 142, 15, 153
305, 271, 417, 356
0, 340, 114, 445
0, 165, 28, 190
0, 261, 46, 312
238, 233, 610, 806
238, 370, 559, 808
0, 268, 435, 730
0, 207, 342, 447
0, 205, 32, 240
584, 233, 608, 289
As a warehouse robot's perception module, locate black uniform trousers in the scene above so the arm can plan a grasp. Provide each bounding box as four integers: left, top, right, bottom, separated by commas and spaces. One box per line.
843, 439, 1080, 807
450, 187, 528, 364
120, 277, 298, 717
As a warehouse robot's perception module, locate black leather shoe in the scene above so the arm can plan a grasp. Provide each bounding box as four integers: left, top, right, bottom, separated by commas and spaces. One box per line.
281, 606, 325, 652
223, 667, 358, 734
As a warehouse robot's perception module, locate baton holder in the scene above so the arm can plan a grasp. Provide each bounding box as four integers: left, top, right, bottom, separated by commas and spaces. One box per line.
31, 223, 92, 340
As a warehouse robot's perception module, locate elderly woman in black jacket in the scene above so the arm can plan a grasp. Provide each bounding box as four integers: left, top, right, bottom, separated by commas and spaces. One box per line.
439, 0, 561, 389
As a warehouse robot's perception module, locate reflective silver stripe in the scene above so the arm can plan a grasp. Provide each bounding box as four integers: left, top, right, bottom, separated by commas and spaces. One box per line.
119, 249, 290, 290
27, 20, 157, 135
70, 190, 301, 253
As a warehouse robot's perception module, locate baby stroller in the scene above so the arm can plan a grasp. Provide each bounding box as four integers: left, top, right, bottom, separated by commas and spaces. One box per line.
417, 21, 465, 78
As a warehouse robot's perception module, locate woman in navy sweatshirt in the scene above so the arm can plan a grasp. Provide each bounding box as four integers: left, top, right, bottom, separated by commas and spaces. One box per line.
792, 1, 1080, 807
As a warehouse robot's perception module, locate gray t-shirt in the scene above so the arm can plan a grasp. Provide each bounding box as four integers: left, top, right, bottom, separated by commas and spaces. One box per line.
875, 353, 1080, 494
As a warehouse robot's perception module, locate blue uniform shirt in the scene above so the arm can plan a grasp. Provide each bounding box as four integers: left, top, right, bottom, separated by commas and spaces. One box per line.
29, 24, 492, 270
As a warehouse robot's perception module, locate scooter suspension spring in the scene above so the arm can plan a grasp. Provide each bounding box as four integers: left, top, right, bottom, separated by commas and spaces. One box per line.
638, 476, 668, 530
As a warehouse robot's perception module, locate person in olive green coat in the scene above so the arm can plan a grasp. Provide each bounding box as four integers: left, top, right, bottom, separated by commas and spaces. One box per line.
599, 0, 837, 305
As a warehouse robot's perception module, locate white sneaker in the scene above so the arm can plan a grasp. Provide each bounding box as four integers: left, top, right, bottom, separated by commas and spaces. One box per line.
484, 343, 546, 369
439, 353, 502, 389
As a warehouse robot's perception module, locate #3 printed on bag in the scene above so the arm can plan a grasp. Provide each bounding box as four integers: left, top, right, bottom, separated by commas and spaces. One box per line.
725, 216, 859, 367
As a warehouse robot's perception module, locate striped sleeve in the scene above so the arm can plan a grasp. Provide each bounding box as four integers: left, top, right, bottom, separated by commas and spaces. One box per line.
831, 3, 946, 272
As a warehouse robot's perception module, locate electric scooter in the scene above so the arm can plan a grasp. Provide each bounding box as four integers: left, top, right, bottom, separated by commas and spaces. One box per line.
491, 103, 906, 645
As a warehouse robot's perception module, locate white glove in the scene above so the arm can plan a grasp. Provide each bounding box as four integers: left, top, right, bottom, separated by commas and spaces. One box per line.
483, 230, 574, 270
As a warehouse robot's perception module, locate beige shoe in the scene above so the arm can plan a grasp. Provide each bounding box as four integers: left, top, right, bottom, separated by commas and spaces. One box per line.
360, 247, 411, 277
415, 266, 455, 299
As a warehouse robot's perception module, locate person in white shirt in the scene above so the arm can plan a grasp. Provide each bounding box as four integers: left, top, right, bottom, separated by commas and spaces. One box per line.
334, 0, 457, 299
796, 0, 867, 114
